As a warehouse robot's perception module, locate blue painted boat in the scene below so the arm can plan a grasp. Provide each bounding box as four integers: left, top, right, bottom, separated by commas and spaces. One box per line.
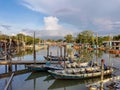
26, 61, 63, 71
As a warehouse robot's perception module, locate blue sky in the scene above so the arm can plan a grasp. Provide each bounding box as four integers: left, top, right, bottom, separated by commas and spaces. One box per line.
0, 0, 120, 39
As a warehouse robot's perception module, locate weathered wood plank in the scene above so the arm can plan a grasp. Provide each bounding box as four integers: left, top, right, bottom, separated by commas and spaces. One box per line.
0, 60, 59, 65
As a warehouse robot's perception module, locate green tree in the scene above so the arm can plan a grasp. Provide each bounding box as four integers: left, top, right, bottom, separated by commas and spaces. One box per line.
64, 34, 73, 43
76, 30, 94, 44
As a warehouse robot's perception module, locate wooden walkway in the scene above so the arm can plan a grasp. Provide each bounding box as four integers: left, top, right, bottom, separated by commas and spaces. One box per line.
0, 60, 58, 65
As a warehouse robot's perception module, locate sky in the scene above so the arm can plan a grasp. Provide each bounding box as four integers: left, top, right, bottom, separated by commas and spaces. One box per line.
0, 0, 120, 39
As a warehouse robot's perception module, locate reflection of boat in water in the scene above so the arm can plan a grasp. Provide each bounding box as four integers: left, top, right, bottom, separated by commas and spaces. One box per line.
48, 76, 111, 90
25, 71, 49, 81
26, 64, 47, 71
43, 75, 54, 82
86, 75, 120, 90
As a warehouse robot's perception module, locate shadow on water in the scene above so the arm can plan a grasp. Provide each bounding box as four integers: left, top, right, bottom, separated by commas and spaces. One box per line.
25, 71, 49, 81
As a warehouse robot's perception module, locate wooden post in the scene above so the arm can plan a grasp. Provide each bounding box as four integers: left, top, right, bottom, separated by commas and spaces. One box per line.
5, 41, 7, 61
60, 46, 62, 57
64, 45, 66, 59
96, 33, 98, 63
57, 45, 59, 57
17, 35, 20, 53
33, 31, 36, 63
100, 59, 104, 90
64, 45, 66, 70
47, 45, 49, 57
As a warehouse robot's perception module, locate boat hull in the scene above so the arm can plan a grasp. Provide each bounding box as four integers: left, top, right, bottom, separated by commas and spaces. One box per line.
48, 69, 113, 79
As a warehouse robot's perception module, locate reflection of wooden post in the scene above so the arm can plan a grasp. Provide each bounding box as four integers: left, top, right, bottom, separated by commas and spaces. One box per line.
8, 55, 12, 73
15, 65, 17, 71
100, 59, 104, 90
34, 78, 36, 90
5, 65, 7, 73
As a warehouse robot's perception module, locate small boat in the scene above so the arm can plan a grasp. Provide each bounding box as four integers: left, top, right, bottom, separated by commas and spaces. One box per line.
26, 61, 64, 71
44, 56, 61, 61
48, 68, 113, 79
45, 64, 64, 70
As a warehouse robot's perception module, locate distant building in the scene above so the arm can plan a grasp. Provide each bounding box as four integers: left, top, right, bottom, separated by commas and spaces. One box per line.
103, 41, 120, 50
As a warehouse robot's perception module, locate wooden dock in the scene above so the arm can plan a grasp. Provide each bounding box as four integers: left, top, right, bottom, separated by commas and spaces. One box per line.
0, 60, 59, 65
0, 69, 30, 78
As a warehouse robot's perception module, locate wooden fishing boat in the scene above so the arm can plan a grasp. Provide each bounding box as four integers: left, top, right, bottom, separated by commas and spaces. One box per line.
44, 56, 61, 61
26, 60, 65, 71
48, 68, 113, 79
45, 64, 64, 70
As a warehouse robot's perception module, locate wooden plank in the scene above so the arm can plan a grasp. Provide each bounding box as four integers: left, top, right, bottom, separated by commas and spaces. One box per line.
0, 60, 59, 65
4, 73, 14, 90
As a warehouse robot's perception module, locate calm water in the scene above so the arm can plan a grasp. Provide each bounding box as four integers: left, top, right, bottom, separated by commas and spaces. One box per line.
0, 47, 120, 90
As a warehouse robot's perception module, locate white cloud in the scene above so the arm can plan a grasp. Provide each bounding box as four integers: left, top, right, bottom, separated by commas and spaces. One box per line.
44, 16, 62, 30
42, 16, 76, 37
20, 0, 120, 35
22, 16, 77, 38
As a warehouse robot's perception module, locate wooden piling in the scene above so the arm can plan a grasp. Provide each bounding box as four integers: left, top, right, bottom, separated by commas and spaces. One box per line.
100, 59, 104, 90
60, 46, 62, 57
33, 31, 36, 63
47, 45, 49, 57
64, 45, 66, 59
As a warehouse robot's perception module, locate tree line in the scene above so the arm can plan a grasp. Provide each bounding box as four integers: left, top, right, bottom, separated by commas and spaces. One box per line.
63, 30, 120, 46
